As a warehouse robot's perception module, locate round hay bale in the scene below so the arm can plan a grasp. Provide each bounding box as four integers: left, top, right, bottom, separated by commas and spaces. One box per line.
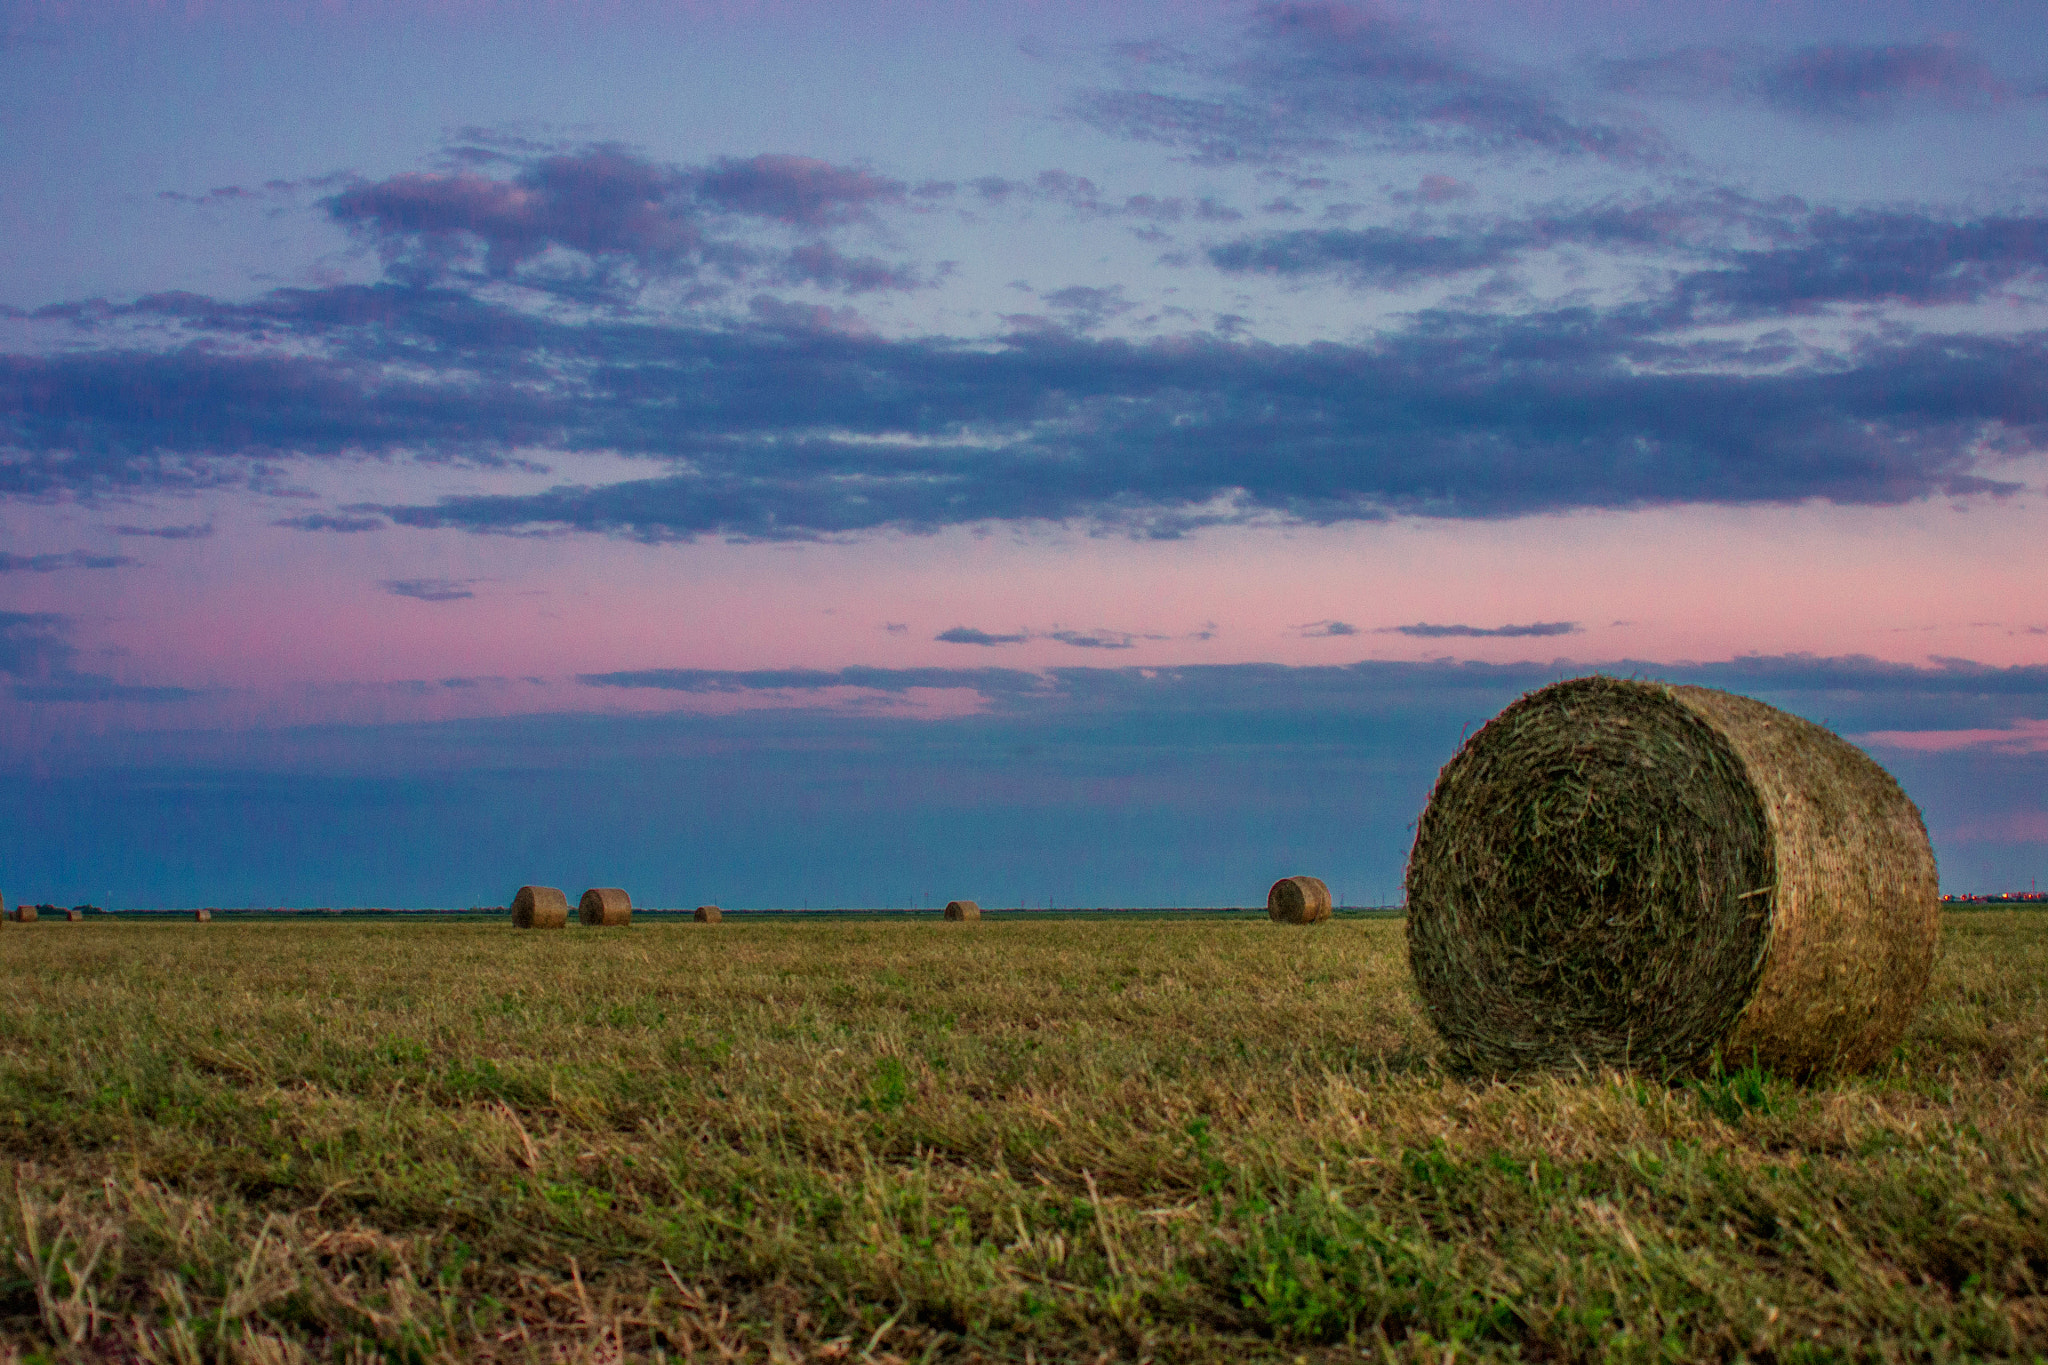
65, 908, 82, 922
193, 909, 211, 923
944, 899, 981, 922
694, 905, 722, 923
1405, 677, 1939, 1077
1268, 875, 1333, 924
579, 887, 632, 927
511, 885, 569, 929
13, 903, 37, 923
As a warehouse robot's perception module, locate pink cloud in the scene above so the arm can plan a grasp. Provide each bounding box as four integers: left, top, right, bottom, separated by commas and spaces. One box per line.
1858, 718, 2048, 754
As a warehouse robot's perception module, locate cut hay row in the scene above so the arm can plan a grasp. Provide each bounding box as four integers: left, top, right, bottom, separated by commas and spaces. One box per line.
1406, 677, 1939, 1077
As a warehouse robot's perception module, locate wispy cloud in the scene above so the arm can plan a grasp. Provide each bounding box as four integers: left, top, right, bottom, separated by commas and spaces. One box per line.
1382, 621, 1579, 638
1078, 1, 1664, 166
0, 550, 138, 572
382, 578, 477, 602
110, 522, 213, 540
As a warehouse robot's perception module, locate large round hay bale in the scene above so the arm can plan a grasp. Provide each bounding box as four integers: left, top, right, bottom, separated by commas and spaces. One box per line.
944, 899, 981, 922
1405, 677, 1939, 1077
579, 887, 632, 927
1268, 875, 1333, 924
65, 908, 82, 922
193, 909, 211, 923
694, 905, 722, 923
511, 885, 569, 929
12, 903, 37, 923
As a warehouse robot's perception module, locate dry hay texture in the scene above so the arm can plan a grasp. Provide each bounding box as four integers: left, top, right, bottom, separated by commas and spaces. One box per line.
64, 908, 81, 922
694, 905, 722, 923
8, 902, 31, 924
1405, 677, 1939, 1077
1268, 875, 1333, 924
193, 909, 211, 923
510, 886, 569, 930
579, 887, 633, 927
944, 900, 981, 922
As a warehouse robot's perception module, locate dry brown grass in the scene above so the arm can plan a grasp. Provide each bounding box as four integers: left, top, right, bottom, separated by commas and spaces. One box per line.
0, 912, 2042, 1362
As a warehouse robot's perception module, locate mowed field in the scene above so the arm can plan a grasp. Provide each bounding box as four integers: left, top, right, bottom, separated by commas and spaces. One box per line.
1, 914, 2043, 1363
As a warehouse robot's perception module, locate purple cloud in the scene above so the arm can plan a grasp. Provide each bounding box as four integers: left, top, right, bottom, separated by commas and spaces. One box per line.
1079, 1, 1664, 165
937, 627, 1030, 646
0, 550, 138, 572
383, 578, 476, 602
323, 144, 925, 295
1601, 40, 2019, 122
696, 154, 906, 227
1383, 621, 1579, 638
111, 522, 213, 539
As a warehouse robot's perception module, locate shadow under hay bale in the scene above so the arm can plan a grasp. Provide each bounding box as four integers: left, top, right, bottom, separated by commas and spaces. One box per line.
1268, 875, 1332, 924
944, 900, 981, 922
511, 886, 569, 929
579, 887, 632, 927
1405, 676, 1939, 1078
694, 905, 722, 923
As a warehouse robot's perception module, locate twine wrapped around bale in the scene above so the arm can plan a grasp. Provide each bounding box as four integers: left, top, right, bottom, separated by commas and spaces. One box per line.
944, 900, 981, 922
1268, 876, 1333, 925
579, 888, 632, 927
694, 905, 722, 923
1405, 677, 1939, 1077
511, 886, 569, 930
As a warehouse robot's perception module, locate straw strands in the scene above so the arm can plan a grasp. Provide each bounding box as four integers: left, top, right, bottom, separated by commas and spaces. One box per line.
579, 888, 632, 927
1405, 676, 1940, 1076
1268, 876, 1333, 924
511, 886, 569, 930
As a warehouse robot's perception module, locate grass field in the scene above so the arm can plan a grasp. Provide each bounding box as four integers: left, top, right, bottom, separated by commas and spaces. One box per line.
1, 913, 2043, 1363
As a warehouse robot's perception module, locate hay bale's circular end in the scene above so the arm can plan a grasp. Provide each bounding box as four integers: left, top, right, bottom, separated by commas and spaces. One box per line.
694, 905, 722, 923
511, 885, 569, 929
1268, 875, 1333, 924
944, 899, 981, 922
1405, 676, 1939, 1077
579, 887, 632, 927
193, 909, 211, 923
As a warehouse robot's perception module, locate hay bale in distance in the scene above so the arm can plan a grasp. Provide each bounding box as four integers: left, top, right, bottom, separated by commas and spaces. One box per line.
65, 908, 82, 922
12, 903, 36, 923
193, 909, 211, 923
1405, 676, 1940, 1077
694, 905, 722, 923
579, 887, 632, 927
944, 900, 981, 922
511, 885, 569, 929
1268, 876, 1333, 925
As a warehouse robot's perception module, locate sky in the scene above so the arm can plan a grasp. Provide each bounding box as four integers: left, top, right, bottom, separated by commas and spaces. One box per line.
2, 0, 2046, 908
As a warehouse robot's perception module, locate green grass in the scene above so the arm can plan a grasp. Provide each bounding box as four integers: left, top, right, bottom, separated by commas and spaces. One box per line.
0, 913, 2043, 1362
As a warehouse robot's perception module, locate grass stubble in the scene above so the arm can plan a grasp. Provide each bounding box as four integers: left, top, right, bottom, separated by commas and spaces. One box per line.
0, 915, 2042, 1363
